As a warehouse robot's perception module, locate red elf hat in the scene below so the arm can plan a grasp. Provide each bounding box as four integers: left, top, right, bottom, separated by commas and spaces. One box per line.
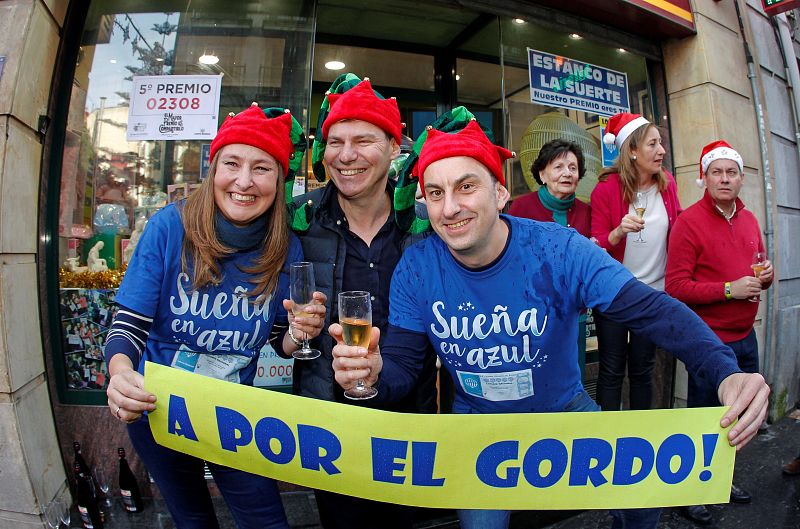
321, 78, 402, 143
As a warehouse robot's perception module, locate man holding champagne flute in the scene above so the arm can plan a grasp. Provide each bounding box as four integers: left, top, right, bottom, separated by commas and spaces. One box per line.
330, 122, 771, 529
666, 139, 773, 524
287, 73, 437, 529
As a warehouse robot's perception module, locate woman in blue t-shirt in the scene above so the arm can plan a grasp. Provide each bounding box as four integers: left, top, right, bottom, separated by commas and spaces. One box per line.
104, 104, 326, 529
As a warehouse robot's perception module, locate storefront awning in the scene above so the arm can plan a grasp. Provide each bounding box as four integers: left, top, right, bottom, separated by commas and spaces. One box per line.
532, 0, 695, 38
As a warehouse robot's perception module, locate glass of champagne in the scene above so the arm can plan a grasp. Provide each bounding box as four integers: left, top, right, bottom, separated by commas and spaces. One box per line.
290, 262, 321, 360
338, 291, 377, 400
633, 191, 647, 243
750, 251, 767, 302
44, 499, 60, 529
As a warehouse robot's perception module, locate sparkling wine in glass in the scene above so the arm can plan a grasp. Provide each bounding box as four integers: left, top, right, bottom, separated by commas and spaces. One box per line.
338, 291, 377, 400
633, 191, 647, 243
290, 262, 321, 360
750, 251, 766, 302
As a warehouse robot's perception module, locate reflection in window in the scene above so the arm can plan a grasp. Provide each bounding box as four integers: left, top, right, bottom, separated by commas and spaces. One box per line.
55, 2, 313, 396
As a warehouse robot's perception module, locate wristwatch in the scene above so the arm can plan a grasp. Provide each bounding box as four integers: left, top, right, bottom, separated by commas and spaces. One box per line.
724, 282, 733, 300
287, 325, 304, 347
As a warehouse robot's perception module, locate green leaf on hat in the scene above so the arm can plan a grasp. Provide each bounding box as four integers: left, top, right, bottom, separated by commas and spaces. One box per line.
393, 105, 494, 233
262, 107, 307, 181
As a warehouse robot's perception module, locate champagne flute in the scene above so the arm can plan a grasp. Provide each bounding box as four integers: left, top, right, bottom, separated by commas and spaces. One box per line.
58, 494, 71, 527
93, 467, 112, 507
289, 262, 321, 360
633, 191, 647, 243
44, 499, 60, 529
338, 291, 378, 400
750, 251, 767, 302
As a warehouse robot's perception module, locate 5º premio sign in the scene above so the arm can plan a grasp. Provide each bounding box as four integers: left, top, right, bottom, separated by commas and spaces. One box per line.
127, 75, 222, 141
762, 0, 800, 16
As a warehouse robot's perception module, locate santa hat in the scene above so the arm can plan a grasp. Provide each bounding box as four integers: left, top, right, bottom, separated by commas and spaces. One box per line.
415, 119, 513, 195
602, 112, 651, 150
696, 140, 744, 188
321, 78, 402, 143
210, 104, 294, 174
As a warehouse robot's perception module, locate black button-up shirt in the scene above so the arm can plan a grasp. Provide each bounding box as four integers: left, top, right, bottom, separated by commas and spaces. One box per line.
330, 196, 404, 338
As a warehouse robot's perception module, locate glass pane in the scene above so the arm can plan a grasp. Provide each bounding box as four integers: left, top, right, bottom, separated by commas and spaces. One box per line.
56, 0, 314, 395
501, 18, 651, 201
317, 0, 477, 47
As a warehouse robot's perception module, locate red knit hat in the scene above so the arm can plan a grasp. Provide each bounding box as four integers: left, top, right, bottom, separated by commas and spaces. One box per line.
697, 139, 743, 188
602, 112, 651, 150
415, 119, 513, 195
321, 78, 402, 143
209, 104, 294, 174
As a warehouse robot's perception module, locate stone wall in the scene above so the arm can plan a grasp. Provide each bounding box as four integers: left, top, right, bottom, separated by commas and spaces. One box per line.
0, 1, 69, 527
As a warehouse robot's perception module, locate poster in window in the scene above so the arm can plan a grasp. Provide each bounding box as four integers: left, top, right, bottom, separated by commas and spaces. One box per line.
59, 289, 118, 391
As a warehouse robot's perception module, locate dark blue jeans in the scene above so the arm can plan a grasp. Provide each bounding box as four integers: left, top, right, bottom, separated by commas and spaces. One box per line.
457, 390, 662, 529
594, 311, 656, 411
128, 418, 289, 529
687, 328, 759, 408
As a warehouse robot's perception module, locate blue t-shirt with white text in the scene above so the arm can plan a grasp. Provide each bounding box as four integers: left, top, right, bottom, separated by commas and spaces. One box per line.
116, 203, 300, 385
389, 215, 632, 414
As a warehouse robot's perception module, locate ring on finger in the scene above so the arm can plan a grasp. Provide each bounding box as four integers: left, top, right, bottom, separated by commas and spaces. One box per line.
115, 405, 122, 419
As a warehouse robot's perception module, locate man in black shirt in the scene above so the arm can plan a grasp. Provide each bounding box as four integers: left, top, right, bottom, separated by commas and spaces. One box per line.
288, 74, 437, 529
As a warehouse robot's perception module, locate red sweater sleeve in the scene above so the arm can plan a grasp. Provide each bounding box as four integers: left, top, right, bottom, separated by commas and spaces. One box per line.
665, 214, 726, 305
590, 178, 618, 253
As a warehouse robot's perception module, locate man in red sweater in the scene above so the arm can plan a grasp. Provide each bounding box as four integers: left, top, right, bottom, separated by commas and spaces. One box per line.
666, 140, 774, 525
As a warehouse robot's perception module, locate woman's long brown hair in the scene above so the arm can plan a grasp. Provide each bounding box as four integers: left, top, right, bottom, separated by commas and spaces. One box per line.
598, 123, 668, 204
180, 152, 289, 299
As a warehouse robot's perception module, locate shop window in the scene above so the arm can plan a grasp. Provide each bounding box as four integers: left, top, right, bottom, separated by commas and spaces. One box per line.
500, 17, 652, 202
52, 0, 314, 404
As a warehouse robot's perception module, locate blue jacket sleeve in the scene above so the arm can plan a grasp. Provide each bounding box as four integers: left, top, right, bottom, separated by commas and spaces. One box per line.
604, 278, 741, 391
375, 324, 431, 403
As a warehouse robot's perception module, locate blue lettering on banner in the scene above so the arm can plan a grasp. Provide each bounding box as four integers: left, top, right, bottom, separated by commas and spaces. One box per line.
213, 408, 343, 474
476, 441, 521, 488
372, 437, 408, 484
216, 406, 252, 452
522, 438, 569, 488
655, 434, 695, 484
569, 438, 612, 486
528, 48, 630, 117
613, 437, 655, 485
167, 394, 199, 441
371, 438, 446, 486
254, 417, 296, 464
297, 424, 342, 474
475, 435, 719, 489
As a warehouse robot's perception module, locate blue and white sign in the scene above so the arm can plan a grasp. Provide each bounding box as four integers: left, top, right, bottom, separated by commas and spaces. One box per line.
528, 49, 630, 117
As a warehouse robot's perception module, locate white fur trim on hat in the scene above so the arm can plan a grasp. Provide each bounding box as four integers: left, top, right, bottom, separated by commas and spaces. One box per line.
613, 116, 650, 149
701, 146, 743, 174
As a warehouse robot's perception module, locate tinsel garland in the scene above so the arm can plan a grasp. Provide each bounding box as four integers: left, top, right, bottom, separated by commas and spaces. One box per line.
59, 266, 127, 289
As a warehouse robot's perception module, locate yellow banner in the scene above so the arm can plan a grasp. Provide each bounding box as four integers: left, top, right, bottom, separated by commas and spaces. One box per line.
145, 362, 734, 509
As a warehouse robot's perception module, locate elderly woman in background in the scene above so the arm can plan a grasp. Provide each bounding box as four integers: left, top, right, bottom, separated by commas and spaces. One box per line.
590, 112, 681, 412
508, 138, 590, 237
509, 138, 592, 378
